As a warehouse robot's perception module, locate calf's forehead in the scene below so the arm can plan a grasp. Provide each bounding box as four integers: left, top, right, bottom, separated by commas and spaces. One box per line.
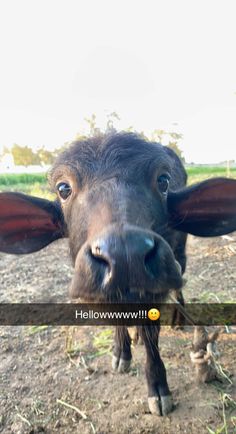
50, 133, 173, 185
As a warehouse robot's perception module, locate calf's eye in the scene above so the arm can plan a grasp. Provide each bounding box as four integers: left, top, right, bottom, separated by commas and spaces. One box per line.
157, 174, 170, 194
57, 182, 72, 200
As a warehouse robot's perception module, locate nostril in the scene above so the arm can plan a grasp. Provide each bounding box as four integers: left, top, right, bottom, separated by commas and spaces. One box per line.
88, 245, 113, 287
91, 244, 102, 257
89, 246, 110, 267
144, 241, 158, 278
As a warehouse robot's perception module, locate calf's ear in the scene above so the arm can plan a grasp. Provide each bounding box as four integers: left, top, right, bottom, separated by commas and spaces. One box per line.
168, 178, 236, 237
0, 192, 65, 254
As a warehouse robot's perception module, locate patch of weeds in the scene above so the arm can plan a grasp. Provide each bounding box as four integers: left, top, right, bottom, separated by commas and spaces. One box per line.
15, 407, 32, 428
86, 398, 103, 410
64, 326, 80, 356
25, 325, 49, 335
89, 328, 113, 359
206, 393, 236, 434
231, 416, 236, 430
57, 398, 87, 420
31, 400, 45, 416
174, 337, 187, 346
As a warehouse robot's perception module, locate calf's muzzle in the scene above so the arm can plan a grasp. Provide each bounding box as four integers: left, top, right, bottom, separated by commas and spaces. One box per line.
70, 225, 183, 301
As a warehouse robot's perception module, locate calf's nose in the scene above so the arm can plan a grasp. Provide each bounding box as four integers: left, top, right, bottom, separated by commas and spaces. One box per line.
88, 228, 157, 289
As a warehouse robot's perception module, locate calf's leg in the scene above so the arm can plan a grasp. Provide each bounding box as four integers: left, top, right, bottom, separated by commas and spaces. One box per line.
171, 233, 187, 328
112, 326, 132, 373
171, 288, 186, 328
140, 324, 173, 416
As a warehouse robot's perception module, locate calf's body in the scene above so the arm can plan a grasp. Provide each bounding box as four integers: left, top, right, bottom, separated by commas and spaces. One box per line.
1, 132, 236, 416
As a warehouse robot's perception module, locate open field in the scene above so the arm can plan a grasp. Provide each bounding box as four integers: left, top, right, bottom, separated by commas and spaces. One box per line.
0, 173, 52, 199
0, 173, 46, 186
186, 166, 236, 185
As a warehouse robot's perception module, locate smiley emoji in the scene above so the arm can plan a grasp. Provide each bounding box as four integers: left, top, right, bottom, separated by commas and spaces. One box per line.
147, 308, 160, 321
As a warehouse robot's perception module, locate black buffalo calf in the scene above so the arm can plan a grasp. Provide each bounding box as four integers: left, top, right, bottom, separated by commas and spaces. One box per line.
1, 132, 236, 415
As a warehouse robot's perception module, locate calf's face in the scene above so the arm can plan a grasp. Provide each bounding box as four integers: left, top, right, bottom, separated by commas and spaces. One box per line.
50, 134, 185, 302
0, 132, 236, 303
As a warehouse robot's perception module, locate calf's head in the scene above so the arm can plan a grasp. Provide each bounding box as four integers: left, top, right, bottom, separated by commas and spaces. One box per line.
1, 132, 236, 302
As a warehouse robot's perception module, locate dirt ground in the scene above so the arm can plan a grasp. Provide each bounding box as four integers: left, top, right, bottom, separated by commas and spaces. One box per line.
0, 235, 236, 434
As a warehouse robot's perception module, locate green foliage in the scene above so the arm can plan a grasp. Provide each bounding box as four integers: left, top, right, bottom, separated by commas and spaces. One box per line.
186, 166, 236, 184
1, 144, 67, 167
84, 113, 101, 137
91, 328, 113, 358
36, 147, 55, 165
0, 173, 53, 199
83, 111, 121, 138
11, 144, 41, 166
151, 129, 166, 142
0, 173, 47, 186
187, 166, 236, 176
2, 112, 187, 165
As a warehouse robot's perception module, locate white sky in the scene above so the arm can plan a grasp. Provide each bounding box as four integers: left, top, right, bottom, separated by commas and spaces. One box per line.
0, 0, 235, 163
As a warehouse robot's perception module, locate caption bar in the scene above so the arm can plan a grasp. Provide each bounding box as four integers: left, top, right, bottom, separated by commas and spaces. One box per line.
0, 303, 236, 326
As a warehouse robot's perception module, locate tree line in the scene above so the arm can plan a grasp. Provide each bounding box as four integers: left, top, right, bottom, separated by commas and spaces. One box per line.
1, 113, 185, 166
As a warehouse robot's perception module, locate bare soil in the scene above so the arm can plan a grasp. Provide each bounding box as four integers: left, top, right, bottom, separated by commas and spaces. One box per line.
0, 235, 236, 434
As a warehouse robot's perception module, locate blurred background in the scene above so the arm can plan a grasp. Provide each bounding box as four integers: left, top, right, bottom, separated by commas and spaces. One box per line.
0, 0, 236, 197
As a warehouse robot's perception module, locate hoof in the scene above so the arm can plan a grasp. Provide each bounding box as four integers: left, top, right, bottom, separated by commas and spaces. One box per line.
112, 355, 131, 373
161, 395, 174, 416
148, 396, 161, 415
112, 355, 119, 371
148, 395, 173, 416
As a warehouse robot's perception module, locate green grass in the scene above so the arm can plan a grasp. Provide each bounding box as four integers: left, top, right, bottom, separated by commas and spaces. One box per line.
0, 173, 53, 199
186, 166, 236, 185
90, 328, 113, 358
186, 166, 236, 176
206, 393, 236, 434
0, 173, 47, 186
